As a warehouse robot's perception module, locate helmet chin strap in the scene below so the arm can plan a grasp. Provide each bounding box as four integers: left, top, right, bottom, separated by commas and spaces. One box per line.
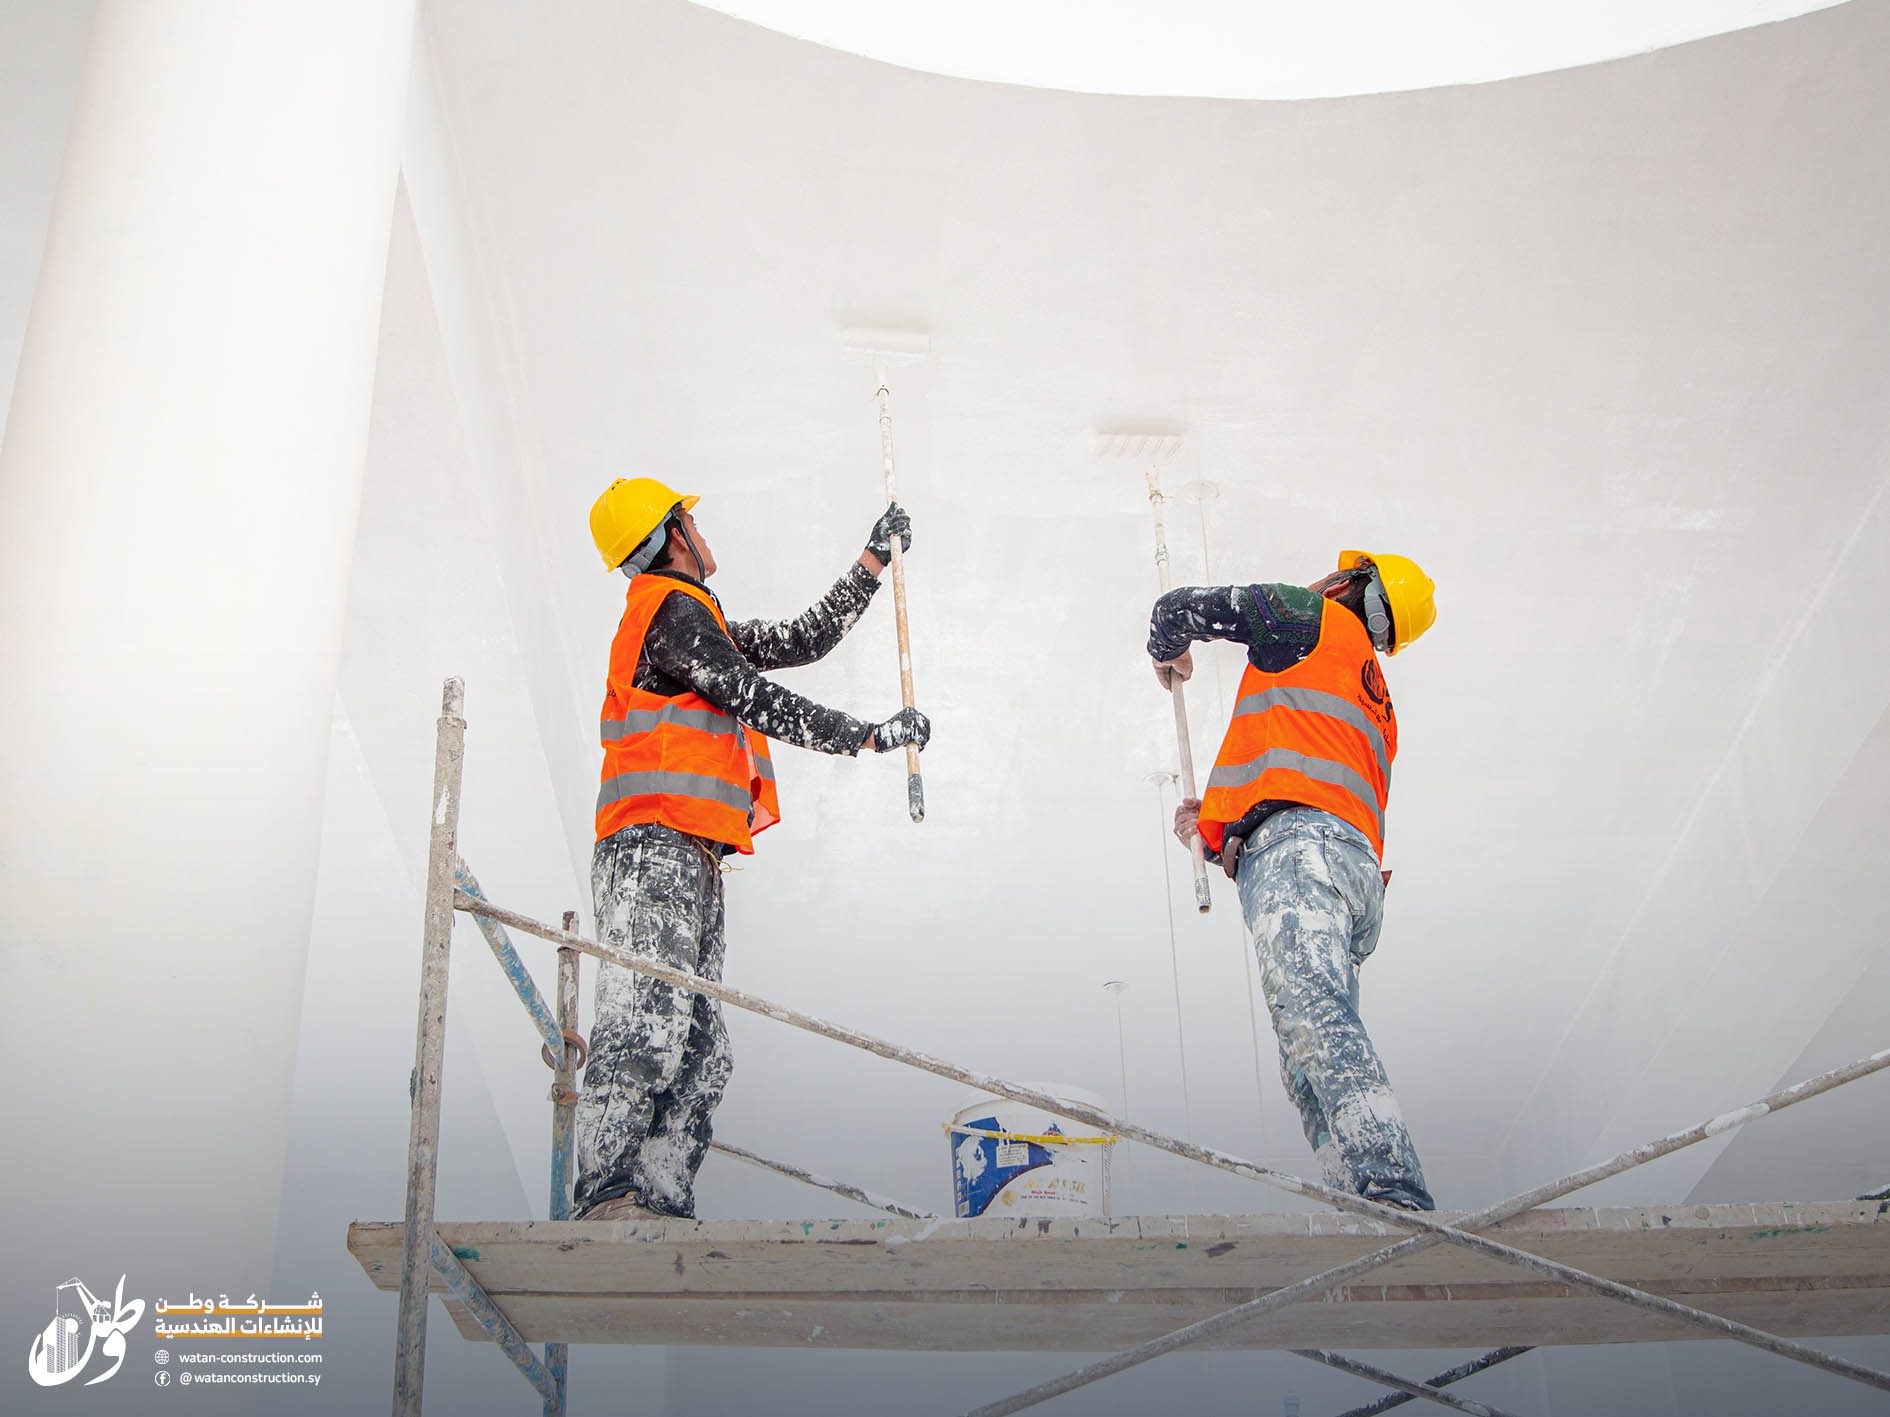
676, 518, 708, 579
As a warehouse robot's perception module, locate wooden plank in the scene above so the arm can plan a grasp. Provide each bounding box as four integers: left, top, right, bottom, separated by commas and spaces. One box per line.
431, 1282, 1890, 1351
345, 1201, 1890, 1351
350, 1201, 1890, 1293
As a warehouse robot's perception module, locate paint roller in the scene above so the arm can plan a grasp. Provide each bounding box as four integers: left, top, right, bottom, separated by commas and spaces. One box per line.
842, 327, 929, 823
1099, 427, 1213, 913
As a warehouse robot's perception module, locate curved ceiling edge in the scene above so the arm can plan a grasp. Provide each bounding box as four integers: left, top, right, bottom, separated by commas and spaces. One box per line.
685, 0, 1849, 101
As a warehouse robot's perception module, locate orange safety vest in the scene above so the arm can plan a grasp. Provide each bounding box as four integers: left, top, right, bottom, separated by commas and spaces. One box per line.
1198, 597, 1397, 860
595, 576, 781, 853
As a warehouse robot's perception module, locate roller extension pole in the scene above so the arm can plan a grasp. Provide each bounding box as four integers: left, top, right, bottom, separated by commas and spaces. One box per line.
1147, 468, 1212, 912
876, 369, 925, 821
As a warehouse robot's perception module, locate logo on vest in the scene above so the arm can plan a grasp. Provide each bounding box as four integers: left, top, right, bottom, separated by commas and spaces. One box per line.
1358, 661, 1392, 722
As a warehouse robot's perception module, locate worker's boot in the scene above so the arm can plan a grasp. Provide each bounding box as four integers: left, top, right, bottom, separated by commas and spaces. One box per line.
579, 1193, 660, 1221
1364, 1185, 1435, 1213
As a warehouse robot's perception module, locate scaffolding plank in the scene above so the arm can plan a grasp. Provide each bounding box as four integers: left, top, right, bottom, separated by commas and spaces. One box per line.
347, 1201, 1890, 1351
427, 1282, 1890, 1352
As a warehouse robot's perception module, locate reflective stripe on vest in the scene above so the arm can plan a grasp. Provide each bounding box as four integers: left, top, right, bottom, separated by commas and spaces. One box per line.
1204, 748, 1385, 842
597, 769, 753, 815
1228, 686, 1392, 788
601, 703, 735, 741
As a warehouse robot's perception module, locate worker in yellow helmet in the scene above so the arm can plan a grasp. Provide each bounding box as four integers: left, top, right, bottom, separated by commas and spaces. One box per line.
576, 475, 930, 1221
1147, 551, 1437, 1212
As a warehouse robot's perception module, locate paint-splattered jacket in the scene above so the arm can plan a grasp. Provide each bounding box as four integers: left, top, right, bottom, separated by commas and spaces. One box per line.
1146, 582, 1326, 671
635, 564, 879, 755
1146, 582, 1348, 858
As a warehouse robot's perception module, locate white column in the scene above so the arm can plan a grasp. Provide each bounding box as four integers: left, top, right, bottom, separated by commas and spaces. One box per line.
0, 0, 414, 1311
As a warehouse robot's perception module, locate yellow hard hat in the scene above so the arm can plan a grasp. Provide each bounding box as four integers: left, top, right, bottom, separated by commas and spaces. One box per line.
589, 476, 698, 571
1338, 550, 1436, 654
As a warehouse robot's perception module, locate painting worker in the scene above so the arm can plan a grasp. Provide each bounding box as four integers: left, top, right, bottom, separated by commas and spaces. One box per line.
1148, 552, 1437, 1211
576, 476, 930, 1221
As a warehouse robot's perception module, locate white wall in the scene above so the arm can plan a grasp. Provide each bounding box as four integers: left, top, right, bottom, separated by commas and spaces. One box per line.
0, 0, 92, 427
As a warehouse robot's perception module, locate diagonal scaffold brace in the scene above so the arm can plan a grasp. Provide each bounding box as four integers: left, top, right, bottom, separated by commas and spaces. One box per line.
446, 882, 1890, 1410
391, 681, 1890, 1417
1332, 1348, 1535, 1417
966, 1045, 1890, 1416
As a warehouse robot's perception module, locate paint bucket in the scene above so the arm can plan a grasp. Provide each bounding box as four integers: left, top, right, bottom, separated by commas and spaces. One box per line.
947, 1084, 1115, 1219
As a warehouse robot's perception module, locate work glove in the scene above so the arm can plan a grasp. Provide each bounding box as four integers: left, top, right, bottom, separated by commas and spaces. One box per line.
868, 706, 931, 753
865, 503, 914, 565
1152, 649, 1194, 689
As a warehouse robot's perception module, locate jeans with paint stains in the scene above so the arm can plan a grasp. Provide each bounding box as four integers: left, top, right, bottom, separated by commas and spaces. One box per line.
574, 822, 732, 1217
1236, 806, 1434, 1211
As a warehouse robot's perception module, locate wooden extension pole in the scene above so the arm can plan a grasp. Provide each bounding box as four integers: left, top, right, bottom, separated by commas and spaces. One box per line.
876, 373, 924, 822
1146, 468, 1212, 912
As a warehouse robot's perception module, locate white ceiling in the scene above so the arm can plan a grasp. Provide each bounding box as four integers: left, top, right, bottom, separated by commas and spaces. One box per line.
692, 0, 1847, 99
390, 0, 1890, 1225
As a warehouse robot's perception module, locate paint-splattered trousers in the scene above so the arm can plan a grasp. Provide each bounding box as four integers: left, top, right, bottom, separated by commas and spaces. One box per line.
574, 822, 732, 1218
1235, 806, 1434, 1210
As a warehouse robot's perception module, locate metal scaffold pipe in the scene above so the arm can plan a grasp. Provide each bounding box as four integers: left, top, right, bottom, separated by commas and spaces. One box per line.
1289, 1348, 1522, 1417
711, 1140, 930, 1220
454, 862, 565, 1064
447, 888, 1890, 1405
545, 911, 581, 1417
394, 678, 467, 1417
1334, 1348, 1535, 1417
390, 681, 1890, 1417
967, 1045, 1890, 1415
430, 1235, 558, 1407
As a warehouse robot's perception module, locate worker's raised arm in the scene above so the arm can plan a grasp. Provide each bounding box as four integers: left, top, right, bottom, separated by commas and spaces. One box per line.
646, 590, 928, 756
726, 505, 912, 670
1145, 584, 1245, 661
1147, 582, 1326, 681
